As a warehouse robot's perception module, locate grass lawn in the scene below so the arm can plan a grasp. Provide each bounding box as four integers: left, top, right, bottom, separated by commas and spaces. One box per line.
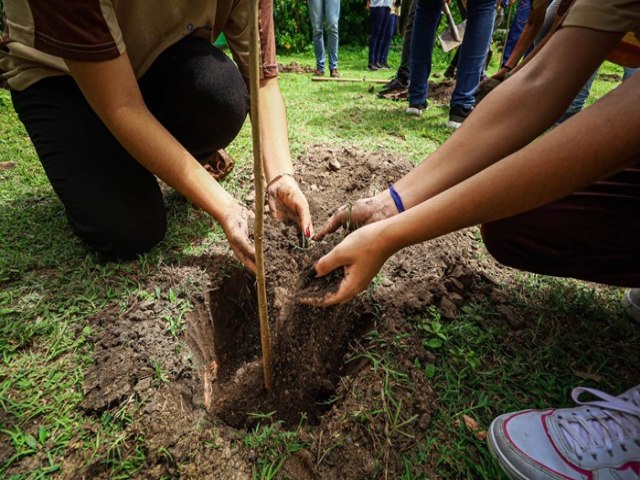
1, 44, 638, 479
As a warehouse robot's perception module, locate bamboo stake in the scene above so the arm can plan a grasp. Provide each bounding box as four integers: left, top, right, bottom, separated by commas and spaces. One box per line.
311, 77, 389, 84
248, 0, 273, 390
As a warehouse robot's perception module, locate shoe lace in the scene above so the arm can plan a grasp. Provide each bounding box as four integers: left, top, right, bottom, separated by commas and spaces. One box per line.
557, 386, 640, 461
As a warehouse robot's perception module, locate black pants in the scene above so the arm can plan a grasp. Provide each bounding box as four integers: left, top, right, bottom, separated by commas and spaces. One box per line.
482, 163, 640, 287
11, 37, 249, 259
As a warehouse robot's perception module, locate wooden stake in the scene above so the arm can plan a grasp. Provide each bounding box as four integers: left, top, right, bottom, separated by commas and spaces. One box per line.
248, 0, 273, 391
311, 77, 389, 84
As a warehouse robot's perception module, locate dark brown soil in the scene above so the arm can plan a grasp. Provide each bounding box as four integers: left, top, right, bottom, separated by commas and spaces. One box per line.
376, 80, 455, 104
428, 79, 456, 103
476, 77, 502, 104
66, 147, 507, 479
278, 62, 316, 74
598, 72, 622, 82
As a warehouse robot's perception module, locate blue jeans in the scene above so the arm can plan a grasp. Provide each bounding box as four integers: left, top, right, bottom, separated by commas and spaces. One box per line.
567, 67, 640, 114
408, 0, 442, 105
502, 0, 533, 66
309, 0, 340, 71
451, 0, 497, 108
409, 0, 497, 108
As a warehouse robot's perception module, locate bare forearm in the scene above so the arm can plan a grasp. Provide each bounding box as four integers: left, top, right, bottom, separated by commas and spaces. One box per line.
385, 75, 640, 252
259, 77, 294, 180
66, 55, 233, 222
503, 6, 546, 70
102, 103, 233, 220
394, 27, 622, 209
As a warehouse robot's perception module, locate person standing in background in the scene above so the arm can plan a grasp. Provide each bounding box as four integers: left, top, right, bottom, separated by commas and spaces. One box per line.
309, 0, 341, 77
368, 0, 394, 70
377, 0, 402, 70
406, 0, 498, 125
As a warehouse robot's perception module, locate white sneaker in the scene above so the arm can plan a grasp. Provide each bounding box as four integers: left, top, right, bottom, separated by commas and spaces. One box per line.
488, 385, 640, 479
406, 103, 427, 116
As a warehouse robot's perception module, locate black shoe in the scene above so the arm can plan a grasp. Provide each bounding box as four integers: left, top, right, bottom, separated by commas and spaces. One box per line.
444, 64, 456, 79
379, 77, 408, 94
368, 63, 380, 71
446, 105, 473, 128
381, 62, 392, 69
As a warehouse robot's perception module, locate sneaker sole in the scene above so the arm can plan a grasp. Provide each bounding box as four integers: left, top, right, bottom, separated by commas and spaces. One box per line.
406, 108, 423, 116
487, 418, 529, 480
446, 119, 463, 129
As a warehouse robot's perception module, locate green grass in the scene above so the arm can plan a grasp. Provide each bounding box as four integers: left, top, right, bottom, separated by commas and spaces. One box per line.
1, 45, 637, 478
244, 413, 308, 480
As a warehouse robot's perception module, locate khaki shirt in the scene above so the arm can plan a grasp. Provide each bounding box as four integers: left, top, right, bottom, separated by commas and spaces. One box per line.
564, 0, 640, 37
0, 0, 277, 91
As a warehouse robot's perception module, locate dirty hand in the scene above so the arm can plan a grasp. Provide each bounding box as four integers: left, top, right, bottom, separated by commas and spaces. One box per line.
313, 191, 399, 241
267, 173, 314, 238
491, 67, 510, 81
301, 222, 394, 306
220, 200, 256, 272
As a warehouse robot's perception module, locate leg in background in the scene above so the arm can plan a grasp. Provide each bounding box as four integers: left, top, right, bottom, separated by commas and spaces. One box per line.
374, 7, 392, 64
308, 0, 327, 72
380, 12, 398, 66
369, 6, 387, 66
501, 0, 532, 66
396, 0, 417, 83
450, 0, 498, 110
325, 0, 340, 71
407, 0, 443, 105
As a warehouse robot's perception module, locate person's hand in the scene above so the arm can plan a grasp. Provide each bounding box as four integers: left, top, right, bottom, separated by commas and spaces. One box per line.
491, 66, 511, 81
301, 222, 394, 306
220, 200, 256, 272
267, 173, 313, 238
314, 190, 398, 241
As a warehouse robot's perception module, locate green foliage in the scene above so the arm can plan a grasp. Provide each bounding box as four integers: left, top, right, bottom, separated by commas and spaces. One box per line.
274, 0, 311, 52
338, 0, 371, 47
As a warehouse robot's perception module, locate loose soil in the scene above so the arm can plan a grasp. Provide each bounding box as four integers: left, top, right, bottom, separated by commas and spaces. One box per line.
278, 62, 316, 74
46, 147, 532, 479
428, 79, 456, 103
376, 80, 455, 103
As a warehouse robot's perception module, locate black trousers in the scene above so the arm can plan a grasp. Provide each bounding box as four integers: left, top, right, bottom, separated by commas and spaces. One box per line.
11, 37, 249, 259
482, 163, 640, 288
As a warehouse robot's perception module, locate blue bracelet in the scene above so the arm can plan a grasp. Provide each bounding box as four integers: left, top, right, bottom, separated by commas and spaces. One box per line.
389, 184, 405, 213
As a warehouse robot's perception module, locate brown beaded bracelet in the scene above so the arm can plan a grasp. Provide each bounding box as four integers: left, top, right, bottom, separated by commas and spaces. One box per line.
266, 172, 295, 189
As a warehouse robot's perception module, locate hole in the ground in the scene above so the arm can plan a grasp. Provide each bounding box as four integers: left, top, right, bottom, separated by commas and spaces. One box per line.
189, 267, 375, 429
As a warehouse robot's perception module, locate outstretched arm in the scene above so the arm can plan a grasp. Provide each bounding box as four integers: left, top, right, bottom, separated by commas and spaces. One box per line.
259, 77, 313, 237
493, 3, 547, 79
316, 26, 621, 239
307, 27, 636, 305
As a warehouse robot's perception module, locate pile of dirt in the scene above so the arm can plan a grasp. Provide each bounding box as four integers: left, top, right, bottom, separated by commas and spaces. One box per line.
68, 146, 505, 479
428, 79, 456, 103
278, 62, 316, 74
376, 79, 455, 104
476, 77, 502, 104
